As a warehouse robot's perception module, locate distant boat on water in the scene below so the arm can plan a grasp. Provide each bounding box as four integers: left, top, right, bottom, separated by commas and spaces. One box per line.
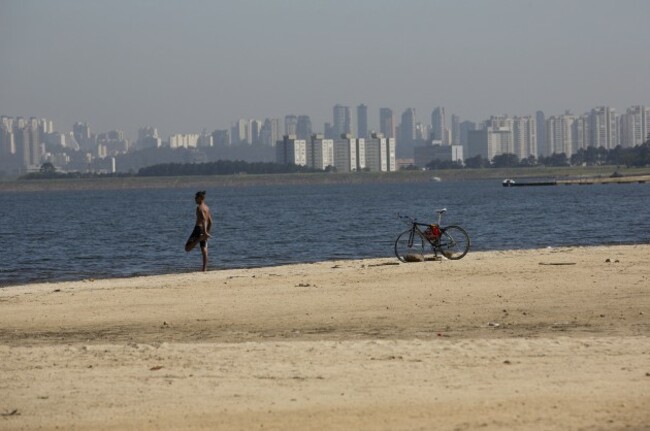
502, 178, 557, 187
431, 176, 442, 182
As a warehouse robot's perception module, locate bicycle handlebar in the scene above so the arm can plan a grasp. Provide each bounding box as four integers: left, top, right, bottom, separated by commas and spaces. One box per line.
397, 213, 417, 224
398, 209, 448, 225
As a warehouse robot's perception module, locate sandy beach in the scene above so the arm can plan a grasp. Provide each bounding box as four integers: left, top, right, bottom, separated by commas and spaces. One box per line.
1, 245, 649, 430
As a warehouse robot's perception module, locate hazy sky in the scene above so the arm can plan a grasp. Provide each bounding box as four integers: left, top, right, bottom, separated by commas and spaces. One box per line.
1, 0, 649, 139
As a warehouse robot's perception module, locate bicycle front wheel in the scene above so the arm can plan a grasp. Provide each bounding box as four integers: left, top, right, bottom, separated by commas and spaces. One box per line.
439, 226, 470, 260
394, 229, 426, 262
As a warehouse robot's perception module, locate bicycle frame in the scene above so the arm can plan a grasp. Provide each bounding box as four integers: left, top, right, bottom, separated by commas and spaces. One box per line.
395, 210, 470, 261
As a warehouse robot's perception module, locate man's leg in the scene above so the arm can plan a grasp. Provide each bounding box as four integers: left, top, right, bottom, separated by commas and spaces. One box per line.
201, 244, 208, 272
185, 238, 198, 252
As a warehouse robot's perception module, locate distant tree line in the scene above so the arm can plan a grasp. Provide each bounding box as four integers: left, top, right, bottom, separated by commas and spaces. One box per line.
137, 160, 320, 176
425, 140, 650, 170
20, 162, 131, 180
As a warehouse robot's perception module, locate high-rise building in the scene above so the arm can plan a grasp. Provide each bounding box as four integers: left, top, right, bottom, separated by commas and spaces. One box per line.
333, 135, 359, 172
250, 120, 263, 145
136, 127, 161, 150
73, 122, 94, 151
571, 115, 589, 152
512, 116, 537, 159
487, 128, 514, 160
588, 106, 618, 149
332, 105, 351, 138
365, 133, 396, 172
231, 119, 249, 145
431, 107, 448, 144
276, 135, 307, 166
169, 134, 200, 149
357, 104, 368, 139
467, 119, 513, 161
415, 122, 429, 141
535, 111, 547, 157
309, 134, 334, 170
620, 106, 649, 148
546, 113, 575, 156
296, 115, 312, 140
0, 116, 16, 156
198, 133, 213, 147
260, 118, 281, 146
398, 108, 417, 158
212, 129, 231, 146
284, 115, 298, 137
379, 108, 395, 139
451, 114, 460, 146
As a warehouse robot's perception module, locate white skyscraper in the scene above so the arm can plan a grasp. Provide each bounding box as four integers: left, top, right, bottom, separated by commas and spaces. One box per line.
571, 115, 589, 152
589, 106, 618, 149
512, 116, 537, 159
546, 113, 575, 156
620, 106, 649, 148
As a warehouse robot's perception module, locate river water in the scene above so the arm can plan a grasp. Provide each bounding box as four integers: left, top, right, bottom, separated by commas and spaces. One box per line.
1, 180, 648, 286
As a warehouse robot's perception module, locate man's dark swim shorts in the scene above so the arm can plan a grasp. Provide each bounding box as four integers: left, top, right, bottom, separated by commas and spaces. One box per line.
188, 226, 207, 249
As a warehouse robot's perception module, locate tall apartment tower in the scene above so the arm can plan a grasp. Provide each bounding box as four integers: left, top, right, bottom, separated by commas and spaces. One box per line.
309, 134, 334, 170
589, 106, 618, 150
231, 119, 249, 145
546, 113, 575, 156
1, 116, 15, 156
571, 115, 589, 151
431, 107, 447, 144
620, 106, 649, 148
379, 108, 395, 139
357, 104, 368, 139
332, 105, 351, 138
250, 120, 263, 145
365, 133, 396, 172
512, 116, 537, 159
73, 122, 93, 151
296, 115, 312, 140
284, 115, 298, 137
260, 118, 281, 146
333, 135, 359, 172
535, 111, 547, 157
451, 114, 460, 146
398, 108, 417, 157
276, 135, 307, 166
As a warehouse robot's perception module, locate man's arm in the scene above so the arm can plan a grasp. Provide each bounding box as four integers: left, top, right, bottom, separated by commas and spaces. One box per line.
200, 207, 212, 238
205, 209, 213, 235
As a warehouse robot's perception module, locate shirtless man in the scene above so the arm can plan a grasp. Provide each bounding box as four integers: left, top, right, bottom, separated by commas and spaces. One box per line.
185, 191, 213, 271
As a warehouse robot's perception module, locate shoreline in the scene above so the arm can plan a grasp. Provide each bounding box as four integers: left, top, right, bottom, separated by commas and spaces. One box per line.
2, 166, 648, 192
2, 244, 649, 430
2, 242, 647, 289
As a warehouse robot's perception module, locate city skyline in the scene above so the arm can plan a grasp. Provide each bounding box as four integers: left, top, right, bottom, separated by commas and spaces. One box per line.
1, 0, 649, 139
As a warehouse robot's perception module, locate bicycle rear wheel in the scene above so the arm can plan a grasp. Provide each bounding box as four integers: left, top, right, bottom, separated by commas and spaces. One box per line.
394, 229, 426, 262
438, 226, 470, 260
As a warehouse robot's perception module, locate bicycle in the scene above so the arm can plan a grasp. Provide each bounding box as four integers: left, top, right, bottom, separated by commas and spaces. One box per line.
394, 208, 470, 261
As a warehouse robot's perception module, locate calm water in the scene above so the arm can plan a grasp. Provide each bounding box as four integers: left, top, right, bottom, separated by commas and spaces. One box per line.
1, 180, 649, 287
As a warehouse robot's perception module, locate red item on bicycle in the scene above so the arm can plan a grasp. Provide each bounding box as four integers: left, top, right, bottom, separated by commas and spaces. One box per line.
425, 224, 441, 240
